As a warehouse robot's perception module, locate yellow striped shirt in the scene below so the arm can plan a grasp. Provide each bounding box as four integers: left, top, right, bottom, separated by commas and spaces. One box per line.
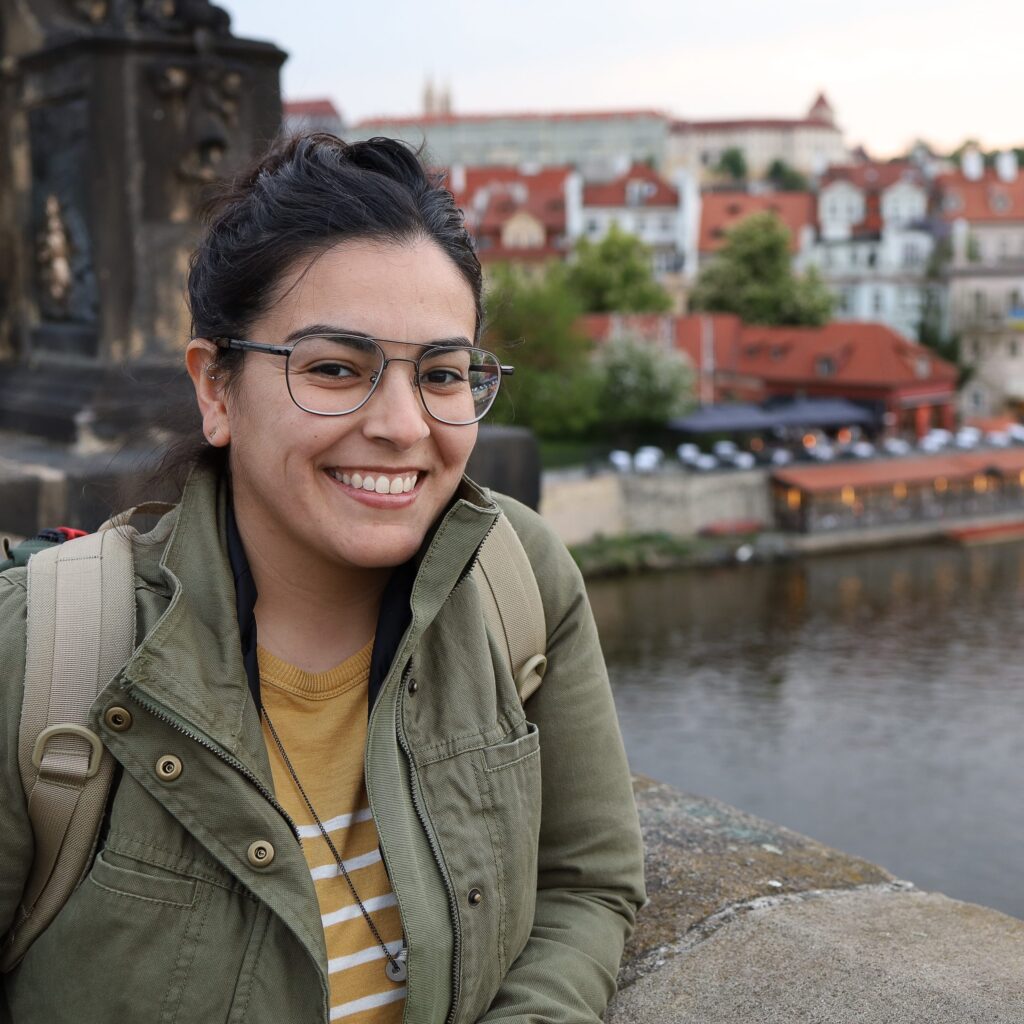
259, 642, 405, 1024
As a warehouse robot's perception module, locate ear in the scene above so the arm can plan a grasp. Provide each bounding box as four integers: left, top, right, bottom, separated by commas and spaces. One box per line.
185, 339, 231, 447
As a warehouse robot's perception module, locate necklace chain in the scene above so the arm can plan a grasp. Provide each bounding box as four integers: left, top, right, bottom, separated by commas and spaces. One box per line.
262, 707, 404, 980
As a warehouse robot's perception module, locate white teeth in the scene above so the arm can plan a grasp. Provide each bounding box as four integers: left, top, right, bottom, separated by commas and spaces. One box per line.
332, 471, 418, 494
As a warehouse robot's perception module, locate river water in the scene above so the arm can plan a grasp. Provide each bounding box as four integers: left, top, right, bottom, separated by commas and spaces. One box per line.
588, 540, 1024, 920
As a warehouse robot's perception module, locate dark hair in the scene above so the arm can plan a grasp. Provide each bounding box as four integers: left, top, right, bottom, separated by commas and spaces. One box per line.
159, 132, 482, 489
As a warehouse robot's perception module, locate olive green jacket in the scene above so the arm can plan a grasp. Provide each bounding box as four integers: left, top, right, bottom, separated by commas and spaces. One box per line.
0, 468, 645, 1023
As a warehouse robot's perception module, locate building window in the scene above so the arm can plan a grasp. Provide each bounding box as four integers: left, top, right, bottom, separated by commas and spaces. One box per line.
586, 218, 600, 235
1010, 339, 1020, 359
816, 356, 836, 377
873, 289, 885, 313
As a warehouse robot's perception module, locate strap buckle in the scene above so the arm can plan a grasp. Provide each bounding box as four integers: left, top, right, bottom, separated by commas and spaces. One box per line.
514, 654, 548, 703
31, 725, 105, 780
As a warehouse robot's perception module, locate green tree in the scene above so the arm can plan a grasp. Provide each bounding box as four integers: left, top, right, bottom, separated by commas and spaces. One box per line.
483, 264, 600, 439
766, 158, 809, 192
592, 335, 693, 442
564, 224, 672, 314
918, 239, 967, 381
715, 147, 748, 183
689, 212, 834, 326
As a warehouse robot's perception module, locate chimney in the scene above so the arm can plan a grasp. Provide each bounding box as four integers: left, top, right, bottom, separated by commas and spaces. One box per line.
995, 150, 1019, 183
961, 145, 984, 182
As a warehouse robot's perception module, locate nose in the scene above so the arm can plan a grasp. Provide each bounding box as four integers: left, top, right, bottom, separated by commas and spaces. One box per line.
360, 357, 431, 449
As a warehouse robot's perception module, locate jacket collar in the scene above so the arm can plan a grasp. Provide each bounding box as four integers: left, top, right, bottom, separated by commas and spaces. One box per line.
121, 465, 499, 759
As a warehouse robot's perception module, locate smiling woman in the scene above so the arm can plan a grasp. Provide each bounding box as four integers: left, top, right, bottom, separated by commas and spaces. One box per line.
0, 134, 645, 1024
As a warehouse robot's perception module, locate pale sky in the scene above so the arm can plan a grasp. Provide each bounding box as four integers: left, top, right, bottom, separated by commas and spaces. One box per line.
224, 0, 1023, 158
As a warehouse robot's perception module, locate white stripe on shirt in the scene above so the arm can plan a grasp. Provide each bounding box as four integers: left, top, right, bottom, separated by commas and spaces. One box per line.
296, 806, 374, 840
328, 939, 404, 975
330, 987, 406, 1020
310, 848, 382, 882
321, 893, 397, 929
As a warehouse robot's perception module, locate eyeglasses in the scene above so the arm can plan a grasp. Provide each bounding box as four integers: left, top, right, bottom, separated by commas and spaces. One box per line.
211, 334, 514, 425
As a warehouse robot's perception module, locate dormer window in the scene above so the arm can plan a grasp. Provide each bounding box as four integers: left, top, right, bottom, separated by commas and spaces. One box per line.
816, 356, 836, 377
916, 356, 930, 379
626, 180, 655, 207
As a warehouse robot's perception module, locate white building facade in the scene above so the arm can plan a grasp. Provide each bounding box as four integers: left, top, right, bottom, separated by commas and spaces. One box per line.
667, 93, 848, 182
804, 164, 934, 341
943, 151, 1024, 417
348, 110, 670, 172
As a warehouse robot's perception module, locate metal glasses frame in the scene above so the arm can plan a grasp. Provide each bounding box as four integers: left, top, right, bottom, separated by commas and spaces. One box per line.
210, 334, 514, 425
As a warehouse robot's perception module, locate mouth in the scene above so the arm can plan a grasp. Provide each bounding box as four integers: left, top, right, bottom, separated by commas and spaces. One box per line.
325, 468, 421, 495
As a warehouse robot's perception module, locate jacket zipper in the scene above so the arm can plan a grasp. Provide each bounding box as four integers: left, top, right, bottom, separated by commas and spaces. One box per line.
394, 661, 463, 1024
127, 690, 301, 842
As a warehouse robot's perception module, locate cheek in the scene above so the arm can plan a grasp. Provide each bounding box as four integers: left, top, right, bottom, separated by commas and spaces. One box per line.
438, 425, 477, 476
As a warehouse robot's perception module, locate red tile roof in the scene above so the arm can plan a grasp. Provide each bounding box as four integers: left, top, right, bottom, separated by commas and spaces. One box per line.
736, 321, 957, 388
934, 169, 1024, 223
579, 315, 957, 399
283, 99, 342, 119
447, 165, 573, 238
820, 160, 924, 191
672, 117, 837, 133
583, 163, 678, 207
774, 449, 1024, 494
355, 109, 666, 129
699, 192, 816, 253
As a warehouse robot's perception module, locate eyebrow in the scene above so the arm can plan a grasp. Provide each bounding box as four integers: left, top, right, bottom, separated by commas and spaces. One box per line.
283, 324, 473, 347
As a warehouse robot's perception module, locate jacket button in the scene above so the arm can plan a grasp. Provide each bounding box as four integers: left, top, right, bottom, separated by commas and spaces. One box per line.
155, 754, 183, 781
407, 677, 418, 695
247, 840, 275, 868
104, 706, 133, 732
468, 887, 483, 906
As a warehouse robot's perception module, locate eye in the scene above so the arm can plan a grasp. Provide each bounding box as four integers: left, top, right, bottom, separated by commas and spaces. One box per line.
309, 361, 357, 379
421, 367, 466, 387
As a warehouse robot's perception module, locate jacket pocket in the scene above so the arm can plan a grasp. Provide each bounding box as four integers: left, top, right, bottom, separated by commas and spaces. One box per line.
5, 848, 212, 1023
89, 849, 197, 907
477, 722, 542, 977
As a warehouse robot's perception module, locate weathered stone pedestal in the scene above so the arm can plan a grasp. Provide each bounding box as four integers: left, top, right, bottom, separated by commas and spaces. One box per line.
0, 0, 285, 443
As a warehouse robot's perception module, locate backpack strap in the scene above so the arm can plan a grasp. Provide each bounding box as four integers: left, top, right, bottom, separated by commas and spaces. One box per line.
2, 519, 138, 969
473, 512, 548, 704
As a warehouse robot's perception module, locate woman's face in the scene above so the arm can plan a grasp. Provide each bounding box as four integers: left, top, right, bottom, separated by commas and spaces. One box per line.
205, 236, 480, 573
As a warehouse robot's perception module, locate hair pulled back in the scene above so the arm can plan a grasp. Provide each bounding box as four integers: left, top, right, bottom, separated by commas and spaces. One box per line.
189, 133, 482, 348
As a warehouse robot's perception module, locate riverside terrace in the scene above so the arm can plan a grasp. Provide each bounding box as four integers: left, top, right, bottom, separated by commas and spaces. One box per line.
772, 448, 1024, 533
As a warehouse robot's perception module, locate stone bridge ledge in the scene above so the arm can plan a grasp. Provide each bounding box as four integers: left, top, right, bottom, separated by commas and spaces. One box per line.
610, 775, 1024, 1022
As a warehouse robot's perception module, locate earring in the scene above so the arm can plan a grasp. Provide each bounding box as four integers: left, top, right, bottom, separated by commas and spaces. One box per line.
206, 366, 221, 381
208, 426, 219, 442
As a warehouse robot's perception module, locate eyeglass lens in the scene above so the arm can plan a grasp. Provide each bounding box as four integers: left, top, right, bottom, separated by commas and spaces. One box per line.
285, 335, 501, 424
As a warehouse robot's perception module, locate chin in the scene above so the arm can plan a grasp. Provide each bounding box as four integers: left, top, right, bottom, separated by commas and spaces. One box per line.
337, 532, 426, 571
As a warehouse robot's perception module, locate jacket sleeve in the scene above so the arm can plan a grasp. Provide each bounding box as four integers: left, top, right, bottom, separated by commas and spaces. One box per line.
478, 500, 646, 1023
0, 573, 35, 944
